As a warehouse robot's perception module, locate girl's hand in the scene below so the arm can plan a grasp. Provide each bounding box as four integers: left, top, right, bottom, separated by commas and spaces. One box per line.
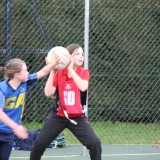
45, 55, 62, 72
13, 125, 28, 139
45, 56, 50, 65
45, 55, 60, 65
67, 49, 77, 71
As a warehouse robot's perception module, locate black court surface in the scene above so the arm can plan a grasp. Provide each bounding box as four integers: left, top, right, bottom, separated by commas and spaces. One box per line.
10, 144, 160, 160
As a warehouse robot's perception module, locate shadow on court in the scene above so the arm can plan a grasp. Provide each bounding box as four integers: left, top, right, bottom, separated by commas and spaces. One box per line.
10, 144, 160, 160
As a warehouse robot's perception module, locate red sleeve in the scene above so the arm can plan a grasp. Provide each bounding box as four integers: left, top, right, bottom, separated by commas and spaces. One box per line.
82, 70, 90, 81
53, 71, 58, 87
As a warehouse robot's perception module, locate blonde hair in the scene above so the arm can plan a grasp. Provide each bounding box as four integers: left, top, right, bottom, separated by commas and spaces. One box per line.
0, 58, 25, 80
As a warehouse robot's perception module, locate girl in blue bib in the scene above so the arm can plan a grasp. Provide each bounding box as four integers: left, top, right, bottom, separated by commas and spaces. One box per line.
0, 58, 58, 160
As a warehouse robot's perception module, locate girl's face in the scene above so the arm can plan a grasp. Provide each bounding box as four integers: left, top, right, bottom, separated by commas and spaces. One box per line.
73, 47, 84, 66
16, 63, 29, 82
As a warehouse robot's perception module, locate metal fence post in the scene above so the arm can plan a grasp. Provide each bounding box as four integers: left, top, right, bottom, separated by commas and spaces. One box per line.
5, 0, 12, 63
82, 0, 90, 156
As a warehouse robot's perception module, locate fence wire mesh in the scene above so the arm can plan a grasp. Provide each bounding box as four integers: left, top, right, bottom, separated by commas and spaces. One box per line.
0, 0, 160, 145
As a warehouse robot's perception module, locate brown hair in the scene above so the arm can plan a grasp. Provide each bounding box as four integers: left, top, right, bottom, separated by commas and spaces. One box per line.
0, 58, 25, 80
66, 43, 82, 55
0, 67, 3, 72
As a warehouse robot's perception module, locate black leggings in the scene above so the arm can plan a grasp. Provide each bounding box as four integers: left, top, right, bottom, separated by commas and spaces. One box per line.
30, 111, 101, 160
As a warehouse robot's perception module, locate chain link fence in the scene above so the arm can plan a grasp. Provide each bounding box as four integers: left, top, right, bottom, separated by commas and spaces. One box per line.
0, 0, 160, 145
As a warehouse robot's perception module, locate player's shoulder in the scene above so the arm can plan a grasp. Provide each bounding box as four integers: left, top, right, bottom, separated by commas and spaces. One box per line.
79, 67, 90, 74
0, 80, 7, 88
79, 67, 89, 71
57, 68, 67, 75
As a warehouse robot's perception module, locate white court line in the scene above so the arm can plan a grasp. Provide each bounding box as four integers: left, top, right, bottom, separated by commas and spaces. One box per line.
103, 152, 160, 156
10, 152, 160, 159
10, 155, 79, 159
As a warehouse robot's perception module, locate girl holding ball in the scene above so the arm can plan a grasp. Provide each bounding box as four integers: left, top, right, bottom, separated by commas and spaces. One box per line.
30, 43, 102, 160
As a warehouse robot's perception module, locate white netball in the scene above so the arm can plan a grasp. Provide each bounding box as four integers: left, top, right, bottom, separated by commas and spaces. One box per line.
47, 46, 70, 70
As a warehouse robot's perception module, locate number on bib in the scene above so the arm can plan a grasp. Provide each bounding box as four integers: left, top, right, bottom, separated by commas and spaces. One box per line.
64, 91, 75, 105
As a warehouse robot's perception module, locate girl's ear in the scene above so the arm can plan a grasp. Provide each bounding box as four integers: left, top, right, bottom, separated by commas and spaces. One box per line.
14, 72, 20, 79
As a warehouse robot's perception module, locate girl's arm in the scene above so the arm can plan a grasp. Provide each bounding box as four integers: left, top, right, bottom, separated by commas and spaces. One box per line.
44, 70, 57, 97
36, 61, 58, 80
68, 67, 89, 91
0, 108, 28, 139
0, 108, 19, 129
67, 52, 89, 91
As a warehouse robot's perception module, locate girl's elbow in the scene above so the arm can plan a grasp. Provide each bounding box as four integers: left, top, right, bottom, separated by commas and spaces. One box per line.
81, 88, 88, 92
45, 93, 54, 98
44, 92, 50, 97
80, 85, 88, 92
80, 81, 88, 91
44, 90, 51, 97
44, 89, 55, 97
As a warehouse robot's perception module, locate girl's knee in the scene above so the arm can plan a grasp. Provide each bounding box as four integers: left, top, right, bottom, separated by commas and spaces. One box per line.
94, 137, 101, 146
87, 137, 101, 149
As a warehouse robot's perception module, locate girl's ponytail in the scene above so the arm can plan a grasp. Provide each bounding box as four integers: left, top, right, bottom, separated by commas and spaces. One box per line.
0, 66, 4, 72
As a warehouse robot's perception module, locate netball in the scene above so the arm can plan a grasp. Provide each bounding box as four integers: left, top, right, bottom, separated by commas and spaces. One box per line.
47, 46, 70, 69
